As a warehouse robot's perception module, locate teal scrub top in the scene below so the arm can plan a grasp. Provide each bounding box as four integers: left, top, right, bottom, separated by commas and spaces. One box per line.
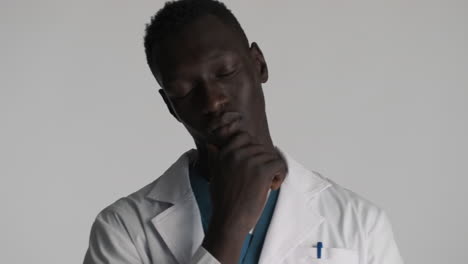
189, 162, 280, 264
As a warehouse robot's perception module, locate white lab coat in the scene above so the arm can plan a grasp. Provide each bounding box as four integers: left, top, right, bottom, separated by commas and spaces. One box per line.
83, 147, 404, 264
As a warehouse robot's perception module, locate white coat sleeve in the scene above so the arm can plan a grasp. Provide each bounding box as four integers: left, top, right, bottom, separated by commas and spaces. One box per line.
367, 209, 404, 264
83, 210, 221, 264
83, 211, 143, 264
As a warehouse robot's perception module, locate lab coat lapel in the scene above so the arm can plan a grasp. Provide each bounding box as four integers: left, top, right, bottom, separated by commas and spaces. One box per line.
258, 147, 331, 264
145, 147, 331, 264
147, 149, 204, 264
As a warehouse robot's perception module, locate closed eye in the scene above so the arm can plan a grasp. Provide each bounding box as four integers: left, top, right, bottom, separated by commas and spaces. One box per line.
166, 86, 194, 100
217, 69, 237, 78
171, 90, 193, 100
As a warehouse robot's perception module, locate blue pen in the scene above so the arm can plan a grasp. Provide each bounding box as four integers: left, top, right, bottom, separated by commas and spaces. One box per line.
316, 242, 323, 259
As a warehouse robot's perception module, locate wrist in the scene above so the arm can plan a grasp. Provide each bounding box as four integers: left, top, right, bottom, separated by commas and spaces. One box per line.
202, 222, 249, 264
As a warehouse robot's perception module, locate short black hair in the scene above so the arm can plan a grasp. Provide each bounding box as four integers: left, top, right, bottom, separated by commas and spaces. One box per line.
143, 0, 249, 74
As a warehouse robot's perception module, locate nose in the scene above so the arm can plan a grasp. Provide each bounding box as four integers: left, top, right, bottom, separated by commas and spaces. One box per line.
200, 81, 229, 115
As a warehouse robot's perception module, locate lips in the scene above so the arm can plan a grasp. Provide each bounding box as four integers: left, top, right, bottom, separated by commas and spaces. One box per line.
207, 112, 242, 134
211, 119, 237, 134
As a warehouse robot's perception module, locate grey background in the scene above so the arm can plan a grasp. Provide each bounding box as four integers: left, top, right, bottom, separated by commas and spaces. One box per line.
1, 0, 467, 263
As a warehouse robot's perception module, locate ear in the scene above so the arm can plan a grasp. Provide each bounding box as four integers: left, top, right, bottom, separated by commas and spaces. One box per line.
249, 42, 269, 83
158, 89, 181, 122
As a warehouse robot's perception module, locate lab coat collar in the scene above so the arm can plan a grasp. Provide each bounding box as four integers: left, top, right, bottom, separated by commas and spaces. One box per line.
258, 147, 331, 264
145, 149, 195, 204
146, 146, 331, 264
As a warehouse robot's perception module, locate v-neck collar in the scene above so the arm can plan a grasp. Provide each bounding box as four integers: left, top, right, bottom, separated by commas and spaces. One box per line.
188, 160, 281, 263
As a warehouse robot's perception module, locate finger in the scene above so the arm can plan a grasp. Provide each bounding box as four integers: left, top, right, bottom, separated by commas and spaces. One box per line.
271, 172, 287, 190
218, 131, 256, 158
222, 142, 268, 163
205, 143, 220, 180
206, 143, 219, 161
260, 157, 288, 188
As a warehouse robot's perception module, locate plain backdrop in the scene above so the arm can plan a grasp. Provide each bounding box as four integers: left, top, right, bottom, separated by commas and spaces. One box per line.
1, 0, 467, 263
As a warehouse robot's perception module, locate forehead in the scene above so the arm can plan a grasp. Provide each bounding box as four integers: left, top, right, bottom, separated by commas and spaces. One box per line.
153, 15, 248, 80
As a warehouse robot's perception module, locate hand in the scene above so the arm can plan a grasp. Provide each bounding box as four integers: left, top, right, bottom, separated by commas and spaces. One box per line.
206, 114, 287, 231
201, 115, 287, 263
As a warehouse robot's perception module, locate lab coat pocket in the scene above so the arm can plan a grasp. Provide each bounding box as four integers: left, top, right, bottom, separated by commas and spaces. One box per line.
283, 246, 359, 264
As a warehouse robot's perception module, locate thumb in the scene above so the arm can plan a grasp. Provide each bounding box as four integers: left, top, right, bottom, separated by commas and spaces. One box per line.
205, 143, 219, 181
206, 143, 219, 160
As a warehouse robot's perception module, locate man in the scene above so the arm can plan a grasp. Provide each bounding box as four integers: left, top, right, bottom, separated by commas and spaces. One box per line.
84, 0, 404, 263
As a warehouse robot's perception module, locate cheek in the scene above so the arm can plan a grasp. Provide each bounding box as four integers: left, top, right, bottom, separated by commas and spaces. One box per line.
169, 102, 201, 128
230, 73, 259, 107
180, 116, 207, 142
231, 76, 265, 127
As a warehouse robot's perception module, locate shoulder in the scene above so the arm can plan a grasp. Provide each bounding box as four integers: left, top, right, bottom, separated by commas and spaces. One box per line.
92, 149, 195, 228
93, 178, 162, 230
313, 171, 389, 233
84, 181, 164, 264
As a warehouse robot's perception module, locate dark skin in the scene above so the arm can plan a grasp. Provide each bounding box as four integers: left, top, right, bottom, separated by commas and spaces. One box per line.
151, 15, 288, 264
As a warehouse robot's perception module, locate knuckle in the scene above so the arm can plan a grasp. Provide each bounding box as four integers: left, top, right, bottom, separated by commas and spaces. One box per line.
238, 132, 251, 143
251, 165, 263, 175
